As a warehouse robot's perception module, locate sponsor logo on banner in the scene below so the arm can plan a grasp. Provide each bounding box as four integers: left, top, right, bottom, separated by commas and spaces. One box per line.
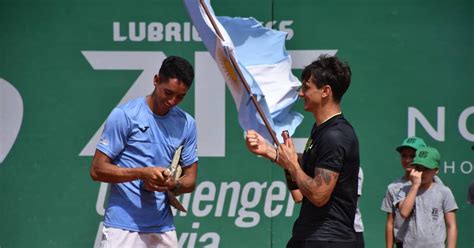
112, 21, 295, 42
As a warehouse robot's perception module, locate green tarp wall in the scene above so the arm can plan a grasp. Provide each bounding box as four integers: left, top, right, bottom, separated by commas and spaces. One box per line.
0, 0, 472, 247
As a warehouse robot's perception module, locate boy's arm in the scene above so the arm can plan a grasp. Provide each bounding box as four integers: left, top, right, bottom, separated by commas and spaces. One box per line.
385, 213, 394, 248
399, 170, 422, 218
381, 187, 395, 248
445, 211, 457, 248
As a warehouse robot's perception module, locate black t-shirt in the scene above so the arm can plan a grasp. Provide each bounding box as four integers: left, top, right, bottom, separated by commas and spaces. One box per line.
292, 114, 360, 242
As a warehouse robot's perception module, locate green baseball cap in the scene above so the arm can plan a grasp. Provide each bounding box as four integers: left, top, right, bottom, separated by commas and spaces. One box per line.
396, 136, 426, 152
411, 147, 441, 169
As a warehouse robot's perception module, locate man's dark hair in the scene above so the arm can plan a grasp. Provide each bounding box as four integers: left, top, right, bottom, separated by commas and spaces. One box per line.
301, 55, 352, 103
158, 56, 194, 87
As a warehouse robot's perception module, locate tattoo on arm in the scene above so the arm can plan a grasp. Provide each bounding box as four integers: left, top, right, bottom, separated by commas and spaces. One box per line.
314, 167, 334, 186
297, 167, 338, 206
300, 168, 336, 194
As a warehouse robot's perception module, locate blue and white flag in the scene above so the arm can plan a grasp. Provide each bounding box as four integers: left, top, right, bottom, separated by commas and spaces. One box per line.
183, 0, 303, 143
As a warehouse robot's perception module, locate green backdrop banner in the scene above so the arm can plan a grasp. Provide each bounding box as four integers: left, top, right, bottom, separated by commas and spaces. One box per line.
0, 0, 472, 247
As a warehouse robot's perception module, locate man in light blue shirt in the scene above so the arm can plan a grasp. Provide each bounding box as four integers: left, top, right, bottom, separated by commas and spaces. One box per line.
90, 56, 198, 247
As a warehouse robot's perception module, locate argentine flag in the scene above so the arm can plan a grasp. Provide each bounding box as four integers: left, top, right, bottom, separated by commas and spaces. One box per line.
183, 0, 303, 143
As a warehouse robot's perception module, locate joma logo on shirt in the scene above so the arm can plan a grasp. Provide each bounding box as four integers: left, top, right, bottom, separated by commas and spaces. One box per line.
138, 126, 149, 132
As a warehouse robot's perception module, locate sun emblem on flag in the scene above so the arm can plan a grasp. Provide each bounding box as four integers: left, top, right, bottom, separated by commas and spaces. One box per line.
217, 50, 238, 82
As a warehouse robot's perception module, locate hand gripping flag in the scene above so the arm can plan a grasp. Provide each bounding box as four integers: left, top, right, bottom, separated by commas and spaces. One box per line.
183, 0, 303, 144
165, 145, 186, 212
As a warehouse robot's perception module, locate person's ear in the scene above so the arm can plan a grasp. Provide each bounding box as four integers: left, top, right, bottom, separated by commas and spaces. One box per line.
154, 74, 159, 86
322, 85, 332, 98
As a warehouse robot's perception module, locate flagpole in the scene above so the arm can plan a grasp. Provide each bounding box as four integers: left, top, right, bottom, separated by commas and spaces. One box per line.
226, 51, 280, 145
198, 0, 280, 146
199, 0, 225, 41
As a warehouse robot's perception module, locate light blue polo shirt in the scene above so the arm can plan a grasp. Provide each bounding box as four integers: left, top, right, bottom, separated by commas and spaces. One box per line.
96, 97, 198, 232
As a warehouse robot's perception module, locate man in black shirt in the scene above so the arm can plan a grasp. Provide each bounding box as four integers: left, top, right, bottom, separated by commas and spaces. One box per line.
246, 55, 360, 247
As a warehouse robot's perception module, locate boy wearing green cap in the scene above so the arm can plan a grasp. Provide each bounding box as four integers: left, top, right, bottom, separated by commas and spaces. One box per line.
395, 147, 458, 248
381, 137, 428, 248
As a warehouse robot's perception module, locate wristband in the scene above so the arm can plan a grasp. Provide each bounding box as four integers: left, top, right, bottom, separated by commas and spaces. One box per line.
284, 170, 299, 190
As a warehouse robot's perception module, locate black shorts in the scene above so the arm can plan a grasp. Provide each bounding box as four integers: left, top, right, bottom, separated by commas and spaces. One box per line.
355, 232, 364, 248
287, 238, 358, 248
